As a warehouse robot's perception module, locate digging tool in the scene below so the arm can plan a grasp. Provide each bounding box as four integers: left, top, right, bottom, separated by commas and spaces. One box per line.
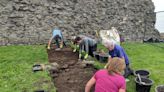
137, 74, 146, 85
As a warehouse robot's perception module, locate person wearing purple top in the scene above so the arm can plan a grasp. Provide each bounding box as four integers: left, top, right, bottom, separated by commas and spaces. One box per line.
103, 40, 133, 78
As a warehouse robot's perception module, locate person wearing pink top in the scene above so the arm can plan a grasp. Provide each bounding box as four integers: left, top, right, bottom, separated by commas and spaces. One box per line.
85, 57, 126, 92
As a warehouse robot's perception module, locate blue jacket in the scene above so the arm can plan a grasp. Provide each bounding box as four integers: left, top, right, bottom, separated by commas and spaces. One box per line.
109, 44, 129, 65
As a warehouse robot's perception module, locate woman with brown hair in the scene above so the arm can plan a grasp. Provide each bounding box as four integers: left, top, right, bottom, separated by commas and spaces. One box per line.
73, 36, 97, 60
85, 57, 126, 92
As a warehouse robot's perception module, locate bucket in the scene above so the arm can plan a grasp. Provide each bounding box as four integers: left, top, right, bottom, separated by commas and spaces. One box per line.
99, 53, 108, 63
93, 51, 99, 60
135, 77, 154, 92
155, 85, 164, 92
34, 90, 46, 92
134, 70, 150, 78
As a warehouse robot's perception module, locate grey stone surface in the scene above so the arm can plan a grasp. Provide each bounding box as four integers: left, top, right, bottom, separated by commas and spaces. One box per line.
0, 0, 160, 45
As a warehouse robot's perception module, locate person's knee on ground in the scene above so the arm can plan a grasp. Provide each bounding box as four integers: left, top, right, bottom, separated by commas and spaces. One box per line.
123, 65, 133, 78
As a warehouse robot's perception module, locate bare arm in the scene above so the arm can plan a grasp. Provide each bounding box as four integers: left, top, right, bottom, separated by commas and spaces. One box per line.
85, 77, 96, 92
48, 36, 54, 47
119, 89, 126, 92
108, 56, 112, 63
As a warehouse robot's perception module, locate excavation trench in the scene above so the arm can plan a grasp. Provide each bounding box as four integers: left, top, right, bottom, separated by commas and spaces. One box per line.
47, 47, 96, 92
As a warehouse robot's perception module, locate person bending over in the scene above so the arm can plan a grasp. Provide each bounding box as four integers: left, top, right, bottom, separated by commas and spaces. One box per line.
74, 36, 97, 60
47, 28, 65, 49
103, 40, 133, 78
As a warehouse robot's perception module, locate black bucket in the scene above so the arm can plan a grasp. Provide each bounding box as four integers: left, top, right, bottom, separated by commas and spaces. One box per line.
134, 70, 150, 78
34, 90, 46, 92
93, 52, 99, 60
155, 85, 164, 92
135, 77, 154, 92
99, 54, 108, 63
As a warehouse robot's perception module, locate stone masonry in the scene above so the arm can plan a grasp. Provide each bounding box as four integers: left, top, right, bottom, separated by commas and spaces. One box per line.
0, 0, 160, 45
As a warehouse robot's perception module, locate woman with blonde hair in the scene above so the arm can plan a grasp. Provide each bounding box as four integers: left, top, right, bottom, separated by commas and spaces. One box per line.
85, 57, 126, 92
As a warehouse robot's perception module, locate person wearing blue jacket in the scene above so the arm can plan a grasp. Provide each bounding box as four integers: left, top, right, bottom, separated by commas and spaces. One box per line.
103, 40, 133, 78
47, 28, 65, 49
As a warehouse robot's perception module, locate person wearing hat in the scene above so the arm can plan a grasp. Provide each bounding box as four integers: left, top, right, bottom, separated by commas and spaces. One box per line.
47, 28, 65, 49
102, 40, 133, 79
74, 36, 97, 60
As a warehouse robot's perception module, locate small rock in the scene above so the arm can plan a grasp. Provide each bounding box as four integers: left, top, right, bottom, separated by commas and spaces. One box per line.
61, 64, 69, 69
52, 73, 58, 78
65, 69, 70, 72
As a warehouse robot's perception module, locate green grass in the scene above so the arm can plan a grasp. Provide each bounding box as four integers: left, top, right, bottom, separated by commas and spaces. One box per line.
0, 45, 55, 92
96, 43, 164, 92
0, 43, 164, 92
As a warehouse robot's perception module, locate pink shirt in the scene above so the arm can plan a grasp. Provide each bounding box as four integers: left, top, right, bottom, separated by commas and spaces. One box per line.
94, 69, 126, 92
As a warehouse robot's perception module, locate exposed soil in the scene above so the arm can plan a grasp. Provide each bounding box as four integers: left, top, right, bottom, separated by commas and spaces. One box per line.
47, 47, 97, 92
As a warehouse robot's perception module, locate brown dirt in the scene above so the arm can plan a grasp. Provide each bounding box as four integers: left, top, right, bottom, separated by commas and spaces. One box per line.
47, 47, 97, 92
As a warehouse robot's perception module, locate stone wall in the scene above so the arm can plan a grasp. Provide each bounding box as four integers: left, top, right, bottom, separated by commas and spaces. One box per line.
0, 0, 160, 45
160, 33, 164, 40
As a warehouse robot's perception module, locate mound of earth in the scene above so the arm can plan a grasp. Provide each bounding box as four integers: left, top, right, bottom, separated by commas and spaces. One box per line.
47, 47, 97, 92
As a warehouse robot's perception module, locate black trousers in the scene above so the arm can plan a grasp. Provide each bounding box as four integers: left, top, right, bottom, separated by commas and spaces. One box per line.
88, 44, 97, 57
54, 37, 60, 48
54, 35, 66, 48
81, 44, 97, 59
124, 64, 133, 78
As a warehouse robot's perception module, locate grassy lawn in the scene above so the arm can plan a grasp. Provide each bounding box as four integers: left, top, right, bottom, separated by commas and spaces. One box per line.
96, 43, 164, 92
0, 45, 55, 92
0, 43, 164, 92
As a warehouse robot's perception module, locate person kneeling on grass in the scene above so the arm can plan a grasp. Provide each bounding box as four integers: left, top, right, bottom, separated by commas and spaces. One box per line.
47, 28, 66, 50
73, 36, 97, 60
85, 57, 126, 92
103, 40, 133, 80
